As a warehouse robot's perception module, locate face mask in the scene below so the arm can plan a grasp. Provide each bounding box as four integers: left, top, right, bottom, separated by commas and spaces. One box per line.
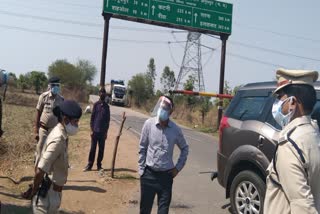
65, 123, 79, 136
157, 108, 169, 121
51, 86, 60, 95
272, 97, 295, 127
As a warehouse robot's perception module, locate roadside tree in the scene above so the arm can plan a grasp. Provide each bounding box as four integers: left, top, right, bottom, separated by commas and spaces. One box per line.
26, 71, 48, 94
146, 58, 156, 95
160, 66, 175, 94
128, 73, 152, 107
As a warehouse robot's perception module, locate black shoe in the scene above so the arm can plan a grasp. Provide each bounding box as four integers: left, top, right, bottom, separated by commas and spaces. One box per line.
83, 165, 92, 172
97, 166, 104, 171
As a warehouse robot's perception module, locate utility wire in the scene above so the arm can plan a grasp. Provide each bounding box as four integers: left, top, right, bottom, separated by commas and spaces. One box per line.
3, 0, 320, 43
200, 43, 286, 67
167, 43, 181, 68
235, 22, 320, 43
2, 0, 100, 9
0, 10, 179, 33
205, 34, 320, 62
0, 1, 97, 17
228, 52, 286, 68
230, 40, 320, 62
0, 10, 102, 27
0, 23, 291, 68
0, 23, 185, 44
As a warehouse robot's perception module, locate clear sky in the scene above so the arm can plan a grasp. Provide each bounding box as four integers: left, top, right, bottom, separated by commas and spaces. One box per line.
0, 0, 319, 93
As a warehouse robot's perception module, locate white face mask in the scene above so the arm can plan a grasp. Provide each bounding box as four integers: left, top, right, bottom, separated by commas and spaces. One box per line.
65, 123, 79, 136
272, 96, 295, 127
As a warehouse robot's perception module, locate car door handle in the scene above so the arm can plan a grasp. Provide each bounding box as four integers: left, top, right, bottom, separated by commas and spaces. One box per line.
258, 135, 265, 148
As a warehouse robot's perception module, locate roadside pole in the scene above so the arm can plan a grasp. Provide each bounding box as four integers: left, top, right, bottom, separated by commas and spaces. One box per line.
111, 112, 127, 178
217, 34, 229, 128
100, 13, 112, 87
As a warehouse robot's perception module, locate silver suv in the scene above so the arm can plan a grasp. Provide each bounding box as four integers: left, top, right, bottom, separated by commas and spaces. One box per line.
213, 81, 320, 214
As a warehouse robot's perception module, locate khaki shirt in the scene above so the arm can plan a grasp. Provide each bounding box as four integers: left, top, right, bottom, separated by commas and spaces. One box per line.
37, 123, 68, 186
264, 116, 320, 214
36, 91, 64, 129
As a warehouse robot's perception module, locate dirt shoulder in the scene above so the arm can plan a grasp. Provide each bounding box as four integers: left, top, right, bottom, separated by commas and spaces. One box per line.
0, 114, 140, 214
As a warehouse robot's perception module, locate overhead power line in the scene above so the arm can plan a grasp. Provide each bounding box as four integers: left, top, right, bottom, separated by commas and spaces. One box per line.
228, 52, 286, 68
0, 1, 97, 17
0, 9, 182, 33
199, 43, 286, 68
0, 23, 292, 68
3, 0, 320, 44
230, 40, 320, 62
0, 23, 185, 44
235, 22, 320, 43
3, 0, 100, 9
0, 10, 101, 27
205, 34, 320, 62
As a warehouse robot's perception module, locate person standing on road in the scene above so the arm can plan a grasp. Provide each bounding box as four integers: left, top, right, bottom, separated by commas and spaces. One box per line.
83, 87, 110, 171
138, 96, 189, 214
264, 69, 320, 213
30, 100, 82, 213
34, 77, 64, 167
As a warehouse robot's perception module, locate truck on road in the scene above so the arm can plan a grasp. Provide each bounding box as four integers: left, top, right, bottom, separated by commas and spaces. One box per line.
106, 80, 127, 106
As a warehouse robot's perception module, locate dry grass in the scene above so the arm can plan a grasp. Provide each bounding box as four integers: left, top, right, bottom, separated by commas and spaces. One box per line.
0, 103, 35, 179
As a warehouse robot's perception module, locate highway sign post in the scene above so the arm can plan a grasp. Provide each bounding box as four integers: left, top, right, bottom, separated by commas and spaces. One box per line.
103, 0, 232, 34
100, 0, 232, 127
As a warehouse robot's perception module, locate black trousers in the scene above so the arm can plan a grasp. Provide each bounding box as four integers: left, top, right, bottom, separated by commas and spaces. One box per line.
140, 166, 173, 214
88, 132, 106, 168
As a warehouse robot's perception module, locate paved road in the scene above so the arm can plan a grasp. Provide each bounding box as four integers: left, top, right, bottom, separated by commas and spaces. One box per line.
110, 105, 232, 214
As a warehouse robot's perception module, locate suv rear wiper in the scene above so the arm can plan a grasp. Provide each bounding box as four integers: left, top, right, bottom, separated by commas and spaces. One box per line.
239, 110, 248, 120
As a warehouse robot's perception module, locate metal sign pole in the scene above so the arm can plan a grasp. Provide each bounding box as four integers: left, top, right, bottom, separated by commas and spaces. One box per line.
217, 34, 229, 128
100, 13, 112, 87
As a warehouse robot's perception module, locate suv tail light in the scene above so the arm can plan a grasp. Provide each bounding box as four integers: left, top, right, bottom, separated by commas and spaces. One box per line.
218, 116, 230, 152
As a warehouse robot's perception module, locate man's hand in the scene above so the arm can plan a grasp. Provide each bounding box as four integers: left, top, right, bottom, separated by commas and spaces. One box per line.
169, 167, 179, 178
21, 184, 35, 200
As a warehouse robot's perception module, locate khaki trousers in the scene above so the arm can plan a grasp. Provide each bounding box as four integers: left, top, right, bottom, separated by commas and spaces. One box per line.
32, 186, 62, 214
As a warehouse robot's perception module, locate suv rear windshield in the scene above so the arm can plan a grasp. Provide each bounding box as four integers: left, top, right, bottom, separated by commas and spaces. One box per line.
229, 96, 268, 120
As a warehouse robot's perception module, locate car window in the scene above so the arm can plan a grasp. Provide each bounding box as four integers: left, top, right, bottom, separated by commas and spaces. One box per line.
311, 100, 320, 128
230, 96, 268, 121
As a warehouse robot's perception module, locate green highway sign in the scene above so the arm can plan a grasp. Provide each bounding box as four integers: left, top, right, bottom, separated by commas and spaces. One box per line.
103, 0, 232, 34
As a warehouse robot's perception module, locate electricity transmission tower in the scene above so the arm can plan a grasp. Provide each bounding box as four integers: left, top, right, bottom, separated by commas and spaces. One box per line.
174, 32, 205, 92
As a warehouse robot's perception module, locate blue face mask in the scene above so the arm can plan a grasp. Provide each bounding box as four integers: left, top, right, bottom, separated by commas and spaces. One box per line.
51, 86, 60, 95
157, 108, 170, 121
272, 97, 295, 127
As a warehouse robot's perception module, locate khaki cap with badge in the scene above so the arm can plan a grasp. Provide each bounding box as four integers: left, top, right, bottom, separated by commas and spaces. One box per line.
273, 68, 318, 94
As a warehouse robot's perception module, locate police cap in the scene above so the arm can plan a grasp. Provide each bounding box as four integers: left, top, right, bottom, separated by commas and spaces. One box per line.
49, 76, 60, 84
273, 68, 318, 94
60, 100, 82, 119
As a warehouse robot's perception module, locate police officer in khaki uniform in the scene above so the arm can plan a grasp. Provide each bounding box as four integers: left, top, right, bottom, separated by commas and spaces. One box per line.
35, 77, 64, 166
30, 100, 82, 213
264, 69, 320, 213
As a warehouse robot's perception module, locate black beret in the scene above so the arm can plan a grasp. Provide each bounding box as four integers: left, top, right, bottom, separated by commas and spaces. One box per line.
49, 76, 60, 84
60, 100, 82, 119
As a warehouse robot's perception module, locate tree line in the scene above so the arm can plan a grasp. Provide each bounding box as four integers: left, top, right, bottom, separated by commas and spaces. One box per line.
9, 59, 98, 101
